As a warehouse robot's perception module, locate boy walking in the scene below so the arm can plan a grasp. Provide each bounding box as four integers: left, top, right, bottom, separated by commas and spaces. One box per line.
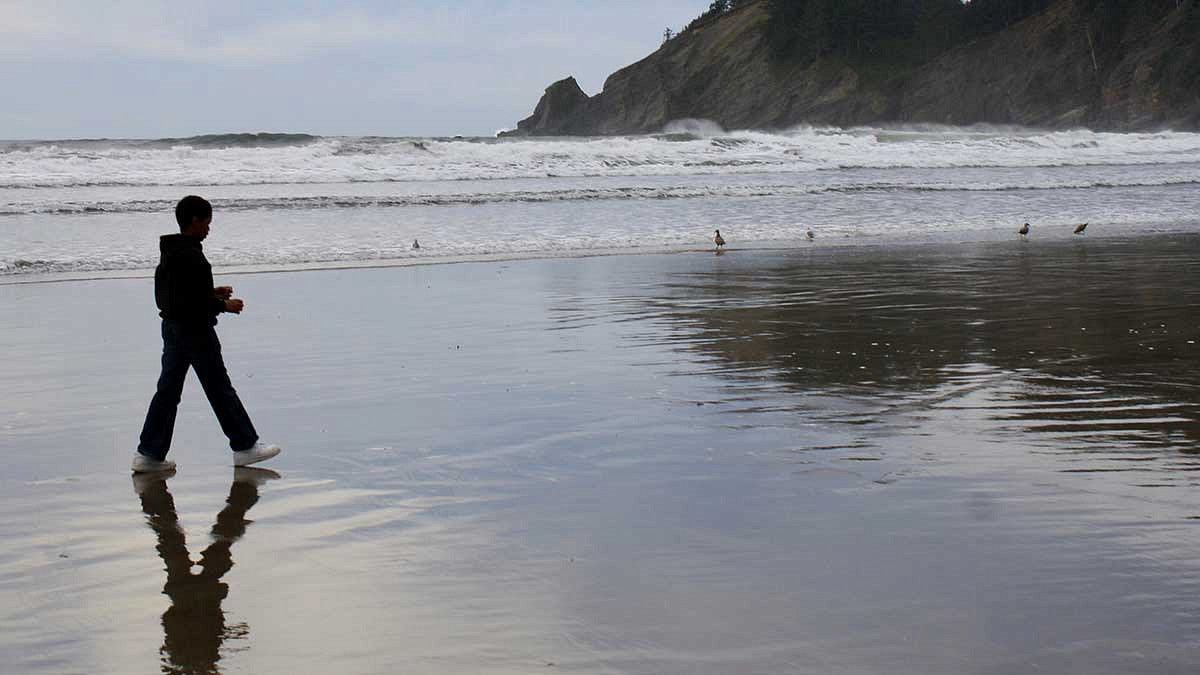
133, 196, 280, 473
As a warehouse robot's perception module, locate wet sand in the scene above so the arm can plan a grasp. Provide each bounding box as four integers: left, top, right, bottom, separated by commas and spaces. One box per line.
2, 235, 1199, 674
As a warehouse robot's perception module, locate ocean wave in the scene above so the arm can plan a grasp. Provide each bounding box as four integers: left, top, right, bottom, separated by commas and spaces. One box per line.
3, 127, 1200, 188
153, 132, 321, 149
3, 177, 1199, 216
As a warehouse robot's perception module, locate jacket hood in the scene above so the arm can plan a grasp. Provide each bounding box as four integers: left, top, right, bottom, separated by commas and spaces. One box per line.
159, 233, 203, 255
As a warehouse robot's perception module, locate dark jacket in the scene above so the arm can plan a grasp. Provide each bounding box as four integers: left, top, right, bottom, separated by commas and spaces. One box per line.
155, 234, 226, 326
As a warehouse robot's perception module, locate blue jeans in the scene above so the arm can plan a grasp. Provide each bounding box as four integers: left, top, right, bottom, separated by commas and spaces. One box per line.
138, 320, 258, 460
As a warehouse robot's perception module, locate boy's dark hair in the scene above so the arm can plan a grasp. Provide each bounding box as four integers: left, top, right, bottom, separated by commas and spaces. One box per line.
175, 195, 212, 230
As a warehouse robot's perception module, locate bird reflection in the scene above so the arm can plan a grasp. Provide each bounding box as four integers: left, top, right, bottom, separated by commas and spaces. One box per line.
134, 468, 279, 674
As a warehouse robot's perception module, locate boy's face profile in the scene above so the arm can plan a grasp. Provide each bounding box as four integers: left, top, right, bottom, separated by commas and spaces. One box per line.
184, 216, 212, 241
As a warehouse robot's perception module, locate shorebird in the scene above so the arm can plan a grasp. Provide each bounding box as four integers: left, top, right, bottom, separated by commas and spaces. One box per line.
1018, 223, 1030, 239
806, 229, 815, 241
1073, 222, 1088, 235
714, 229, 725, 250
412, 239, 421, 250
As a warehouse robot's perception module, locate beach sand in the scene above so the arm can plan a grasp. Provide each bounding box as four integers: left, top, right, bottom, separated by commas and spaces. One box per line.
2, 235, 1199, 674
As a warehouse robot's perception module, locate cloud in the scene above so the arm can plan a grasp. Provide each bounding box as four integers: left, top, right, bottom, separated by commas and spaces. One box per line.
0, 2, 455, 63
191, 13, 434, 62
2, 1, 694, 64
0, 0, 707, 137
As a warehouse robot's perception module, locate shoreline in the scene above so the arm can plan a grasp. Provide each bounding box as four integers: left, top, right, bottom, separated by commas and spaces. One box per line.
4, 228, 1197, 287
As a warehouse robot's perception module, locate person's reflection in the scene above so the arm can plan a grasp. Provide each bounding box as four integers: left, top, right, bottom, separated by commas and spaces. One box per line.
134, 468, 279, 674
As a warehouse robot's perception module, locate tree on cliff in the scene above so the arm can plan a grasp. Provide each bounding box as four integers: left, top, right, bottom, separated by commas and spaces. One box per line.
765, 0, 964, 62
684, 0, 735, 32
762, 0, 1074, 65
963, 0, 1055, 34
918, 0, 967, 59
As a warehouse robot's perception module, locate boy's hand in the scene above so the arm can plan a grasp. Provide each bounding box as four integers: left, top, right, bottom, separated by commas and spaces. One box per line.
224, 298, 244, 314
215, 286, 234, 299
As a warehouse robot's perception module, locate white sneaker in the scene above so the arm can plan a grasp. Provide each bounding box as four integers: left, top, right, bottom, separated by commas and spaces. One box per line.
232, 441, 281, 467
132, 452, 177, 473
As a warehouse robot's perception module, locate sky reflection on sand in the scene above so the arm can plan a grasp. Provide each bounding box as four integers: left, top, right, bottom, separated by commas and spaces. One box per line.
1, 236, 1199, 673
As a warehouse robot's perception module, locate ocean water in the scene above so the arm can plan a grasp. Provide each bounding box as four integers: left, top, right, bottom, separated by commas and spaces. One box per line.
2, 125, 1200, 277
3, 124, 1200, 672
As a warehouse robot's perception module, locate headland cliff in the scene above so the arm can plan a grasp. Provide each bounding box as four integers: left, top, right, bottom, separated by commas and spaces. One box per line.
504, 0, 1200, 135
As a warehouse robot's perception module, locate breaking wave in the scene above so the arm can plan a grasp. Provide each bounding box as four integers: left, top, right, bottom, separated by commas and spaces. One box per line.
153, 132, 321, 148
3, 126, 1200, 189
4, 124, 1200, 279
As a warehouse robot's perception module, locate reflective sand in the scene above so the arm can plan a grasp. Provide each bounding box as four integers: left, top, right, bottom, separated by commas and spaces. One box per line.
2, 235, 1199, 673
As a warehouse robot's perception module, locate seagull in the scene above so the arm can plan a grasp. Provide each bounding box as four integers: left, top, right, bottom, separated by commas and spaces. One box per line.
714, 229, 725, 250
1018, 223, 1030, 238
1073, 222, 1088, 235
806, 229, 815, 241
412, 239, 421, 250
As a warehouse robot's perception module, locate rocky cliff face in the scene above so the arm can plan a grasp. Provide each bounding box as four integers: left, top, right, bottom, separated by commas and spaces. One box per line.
900, 1, 1200, 129
504, 0, 1200, 135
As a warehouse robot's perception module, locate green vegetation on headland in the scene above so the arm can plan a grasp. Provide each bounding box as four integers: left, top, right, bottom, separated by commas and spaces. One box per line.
761, 0, 1190, 72
504, 0, 1200, 136
762, 0, 1058, 66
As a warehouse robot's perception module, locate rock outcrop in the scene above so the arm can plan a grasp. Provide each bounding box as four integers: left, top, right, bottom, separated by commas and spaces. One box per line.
512, 76, 592, 136
503, 0, 1200, 136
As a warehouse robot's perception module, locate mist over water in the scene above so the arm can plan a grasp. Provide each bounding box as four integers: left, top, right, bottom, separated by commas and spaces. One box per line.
3, 125, 1200, 276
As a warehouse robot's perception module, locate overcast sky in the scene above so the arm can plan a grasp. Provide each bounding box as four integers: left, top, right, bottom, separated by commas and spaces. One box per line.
0, 0, 703, 139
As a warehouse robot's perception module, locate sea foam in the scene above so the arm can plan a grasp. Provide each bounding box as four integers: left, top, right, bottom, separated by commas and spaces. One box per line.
2, 127, 1199, 190
2, 126, 1199, 278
